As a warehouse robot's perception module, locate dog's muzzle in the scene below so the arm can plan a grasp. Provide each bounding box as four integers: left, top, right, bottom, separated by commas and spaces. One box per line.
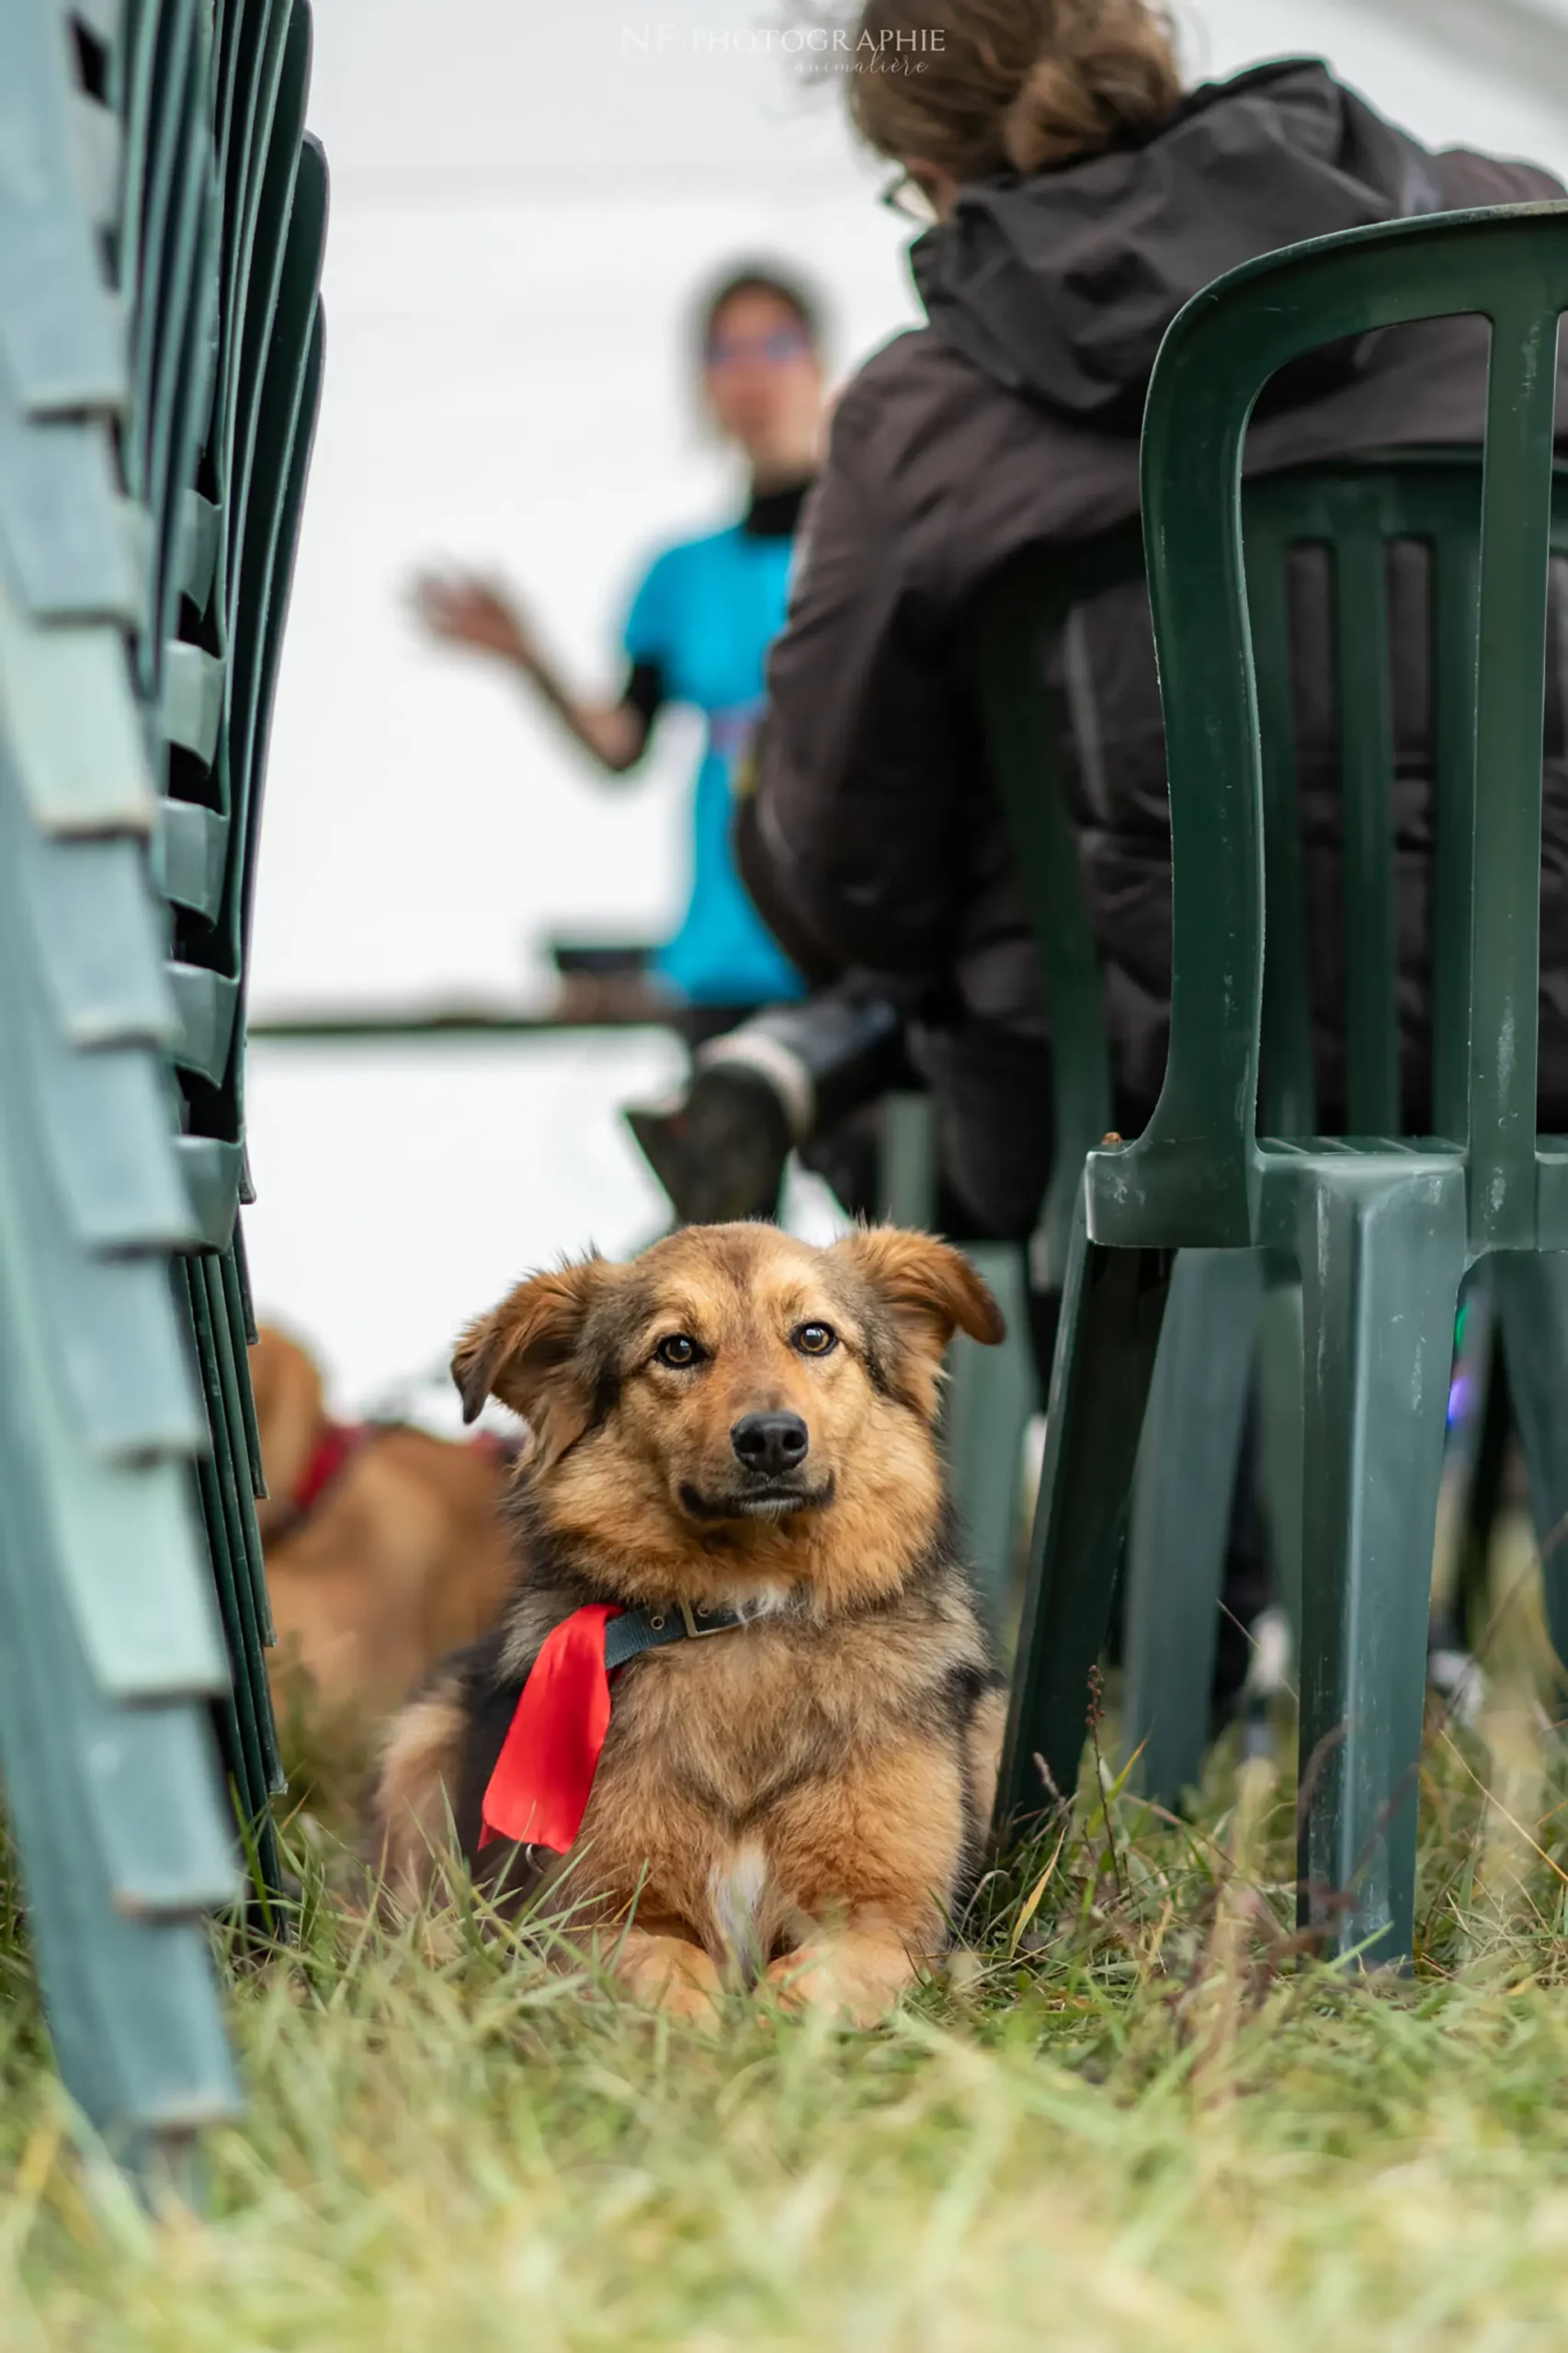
677, 1471, 835, 1521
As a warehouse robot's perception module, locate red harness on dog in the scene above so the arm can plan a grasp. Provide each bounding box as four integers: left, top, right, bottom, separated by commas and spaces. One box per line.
278, 1422, 517, 1536
290, 1422, 367, 1518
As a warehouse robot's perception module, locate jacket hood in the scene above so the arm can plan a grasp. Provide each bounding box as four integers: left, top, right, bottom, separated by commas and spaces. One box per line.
909, 59, 1443, 425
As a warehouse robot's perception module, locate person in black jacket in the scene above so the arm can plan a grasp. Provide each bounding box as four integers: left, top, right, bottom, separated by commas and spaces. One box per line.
737, 0, 1568, 1245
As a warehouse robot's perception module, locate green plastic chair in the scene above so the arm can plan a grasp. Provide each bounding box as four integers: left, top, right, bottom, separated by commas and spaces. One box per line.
994, 201, 1568, 1966
0, 0, 325, 2168
0, 0, 243, 2168
142, 0, 327, 1865
977, 443, 1568, 1800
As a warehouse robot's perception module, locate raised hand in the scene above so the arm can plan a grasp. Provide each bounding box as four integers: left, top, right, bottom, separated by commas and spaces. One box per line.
405, 565, 648, 775
408, 570, 539, 670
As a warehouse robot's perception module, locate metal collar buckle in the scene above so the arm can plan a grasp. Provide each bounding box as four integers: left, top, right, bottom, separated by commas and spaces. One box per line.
678, 1597, 735, 1639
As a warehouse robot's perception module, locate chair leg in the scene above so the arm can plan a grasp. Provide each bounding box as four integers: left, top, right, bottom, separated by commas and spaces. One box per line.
1443, 1278, 1507, 1654
876, 1091, 939, 1230
1257, 1276, 1305, 1642
943, 1242, 1039, 1631
994, 1212, 1173, 1834
1490, 1250, 1568, 1680
1294, 1166, 1467, 1967
1122, 1247, 1264, 1803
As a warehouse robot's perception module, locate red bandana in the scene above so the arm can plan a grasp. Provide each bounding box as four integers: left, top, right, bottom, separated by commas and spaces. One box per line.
480, 1604, 625, 1854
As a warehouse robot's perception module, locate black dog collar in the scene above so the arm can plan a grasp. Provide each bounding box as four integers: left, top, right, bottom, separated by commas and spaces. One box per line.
604, 1597, 753, 1669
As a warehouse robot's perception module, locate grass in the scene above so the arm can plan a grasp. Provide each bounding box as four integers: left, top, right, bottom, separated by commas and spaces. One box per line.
5, 1526, 1568, 2347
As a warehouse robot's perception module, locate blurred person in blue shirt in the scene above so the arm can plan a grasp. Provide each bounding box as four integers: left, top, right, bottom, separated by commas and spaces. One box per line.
411, 265, 824, 1042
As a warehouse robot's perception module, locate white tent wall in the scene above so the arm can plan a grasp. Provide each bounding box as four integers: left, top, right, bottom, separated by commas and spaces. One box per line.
244, 0, 1568, 1408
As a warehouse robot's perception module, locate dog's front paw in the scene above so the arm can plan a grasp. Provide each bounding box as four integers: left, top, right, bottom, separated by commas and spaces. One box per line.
613, 1930, 725, 2024
765, 1934, 916, 2029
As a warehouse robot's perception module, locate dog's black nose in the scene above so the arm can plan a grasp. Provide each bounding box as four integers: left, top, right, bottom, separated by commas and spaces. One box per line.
731, 1412, 809, 1477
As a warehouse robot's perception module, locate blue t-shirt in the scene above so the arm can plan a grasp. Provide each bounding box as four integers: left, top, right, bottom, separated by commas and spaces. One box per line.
622, 521, 804, 1007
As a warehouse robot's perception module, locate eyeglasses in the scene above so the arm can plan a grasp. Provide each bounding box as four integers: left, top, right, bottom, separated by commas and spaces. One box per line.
705, 326, 812, 369
880, 169, 940, 227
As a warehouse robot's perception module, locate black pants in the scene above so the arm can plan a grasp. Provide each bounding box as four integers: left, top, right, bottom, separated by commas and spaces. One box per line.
911, 1018, 1058, 1245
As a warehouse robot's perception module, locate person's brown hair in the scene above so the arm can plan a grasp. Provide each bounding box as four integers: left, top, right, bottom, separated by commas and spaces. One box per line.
847, 0, 1182, 180
694, 263, 824, 365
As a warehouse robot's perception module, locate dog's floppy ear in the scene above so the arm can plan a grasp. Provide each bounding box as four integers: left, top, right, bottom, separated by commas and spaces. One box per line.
837, 1225, 1006, 1349
451, 1256, 607, 1464
832, 1225, 1005, 1417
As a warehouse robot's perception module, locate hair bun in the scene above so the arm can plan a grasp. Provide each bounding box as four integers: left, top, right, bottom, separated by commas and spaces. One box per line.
1002, 49, 1103, 173
1003, 1, 1183, 173
849, 0, 1182, 184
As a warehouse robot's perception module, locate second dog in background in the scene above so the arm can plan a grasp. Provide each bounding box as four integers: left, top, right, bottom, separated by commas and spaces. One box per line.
251, 1324, 516, 1743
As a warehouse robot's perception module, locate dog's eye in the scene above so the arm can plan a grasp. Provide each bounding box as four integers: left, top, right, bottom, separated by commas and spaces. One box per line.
793, 1322, 838, 1357
653, 1334, 704, 1369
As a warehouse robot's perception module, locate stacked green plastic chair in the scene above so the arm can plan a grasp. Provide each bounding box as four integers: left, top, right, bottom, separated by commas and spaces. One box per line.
143, 0, 327, 1898
995, 203, 1568, 1968
0, 0, 325, 2165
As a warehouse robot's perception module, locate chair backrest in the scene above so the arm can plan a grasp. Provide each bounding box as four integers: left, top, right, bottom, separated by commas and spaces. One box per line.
977, 205, 1568, 1262
976, 451, 1568, 1278
1137, 202, 1568, 1251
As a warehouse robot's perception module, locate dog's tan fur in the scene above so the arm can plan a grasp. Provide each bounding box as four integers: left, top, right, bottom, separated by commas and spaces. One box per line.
373, 1222, 1007, 2026
252, 1325, 515, 1733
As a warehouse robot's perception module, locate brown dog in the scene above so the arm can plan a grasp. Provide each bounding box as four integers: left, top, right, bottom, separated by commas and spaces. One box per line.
372, 1222, 1009, 2026
251, 1324, 516, 1737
